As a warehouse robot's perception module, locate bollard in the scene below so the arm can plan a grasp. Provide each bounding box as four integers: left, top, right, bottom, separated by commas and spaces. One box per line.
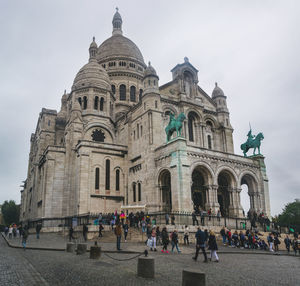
90, 242, 101, 259
137, 257, 155, 278
182, 269, 205, 286
76, 243, 87, 255
66, 242, 76, 253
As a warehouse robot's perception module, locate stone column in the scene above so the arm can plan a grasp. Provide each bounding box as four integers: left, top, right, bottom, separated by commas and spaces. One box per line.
233, 188, 244, 217
205, 185, 220, 215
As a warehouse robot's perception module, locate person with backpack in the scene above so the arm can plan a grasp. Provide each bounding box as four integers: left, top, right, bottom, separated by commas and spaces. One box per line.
161, 227, 169, 253
171, 230, 181, 253
193, 227, 208, 262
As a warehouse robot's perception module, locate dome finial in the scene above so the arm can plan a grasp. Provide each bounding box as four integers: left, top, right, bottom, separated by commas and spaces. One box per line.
148, 61, 151, 66
112, 7, 123, 35
215, 82, 218, 87
89, 37, 98, 61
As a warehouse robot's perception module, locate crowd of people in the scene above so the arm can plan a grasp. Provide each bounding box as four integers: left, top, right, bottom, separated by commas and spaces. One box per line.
3, 224, 29, 250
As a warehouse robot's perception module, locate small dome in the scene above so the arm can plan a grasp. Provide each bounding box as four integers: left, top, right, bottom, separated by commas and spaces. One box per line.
144, 62, 158, 78
113, 9, 122, 22
72, 60, 110, 91
212, 82, 225, 98
89, 37, 97, 49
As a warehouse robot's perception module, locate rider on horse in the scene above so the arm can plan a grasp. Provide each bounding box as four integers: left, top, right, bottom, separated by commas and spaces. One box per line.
246, 129, 255, 145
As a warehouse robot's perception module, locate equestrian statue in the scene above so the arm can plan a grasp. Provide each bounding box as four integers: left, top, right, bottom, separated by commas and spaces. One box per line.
165, 112, 186, 142
240, 128, 264, 157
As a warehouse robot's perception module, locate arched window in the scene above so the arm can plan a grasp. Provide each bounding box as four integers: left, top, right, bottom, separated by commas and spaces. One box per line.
119, 85, 126, 101
95, 168, 100, 189
116, 169, 120, 191
133, 183, 136, 202
83, 96, 87, 110
130, 86, 136, 102
111, 85, 116, 95
100, 97, 104, 111
137, 124, 139, 138
155, 100, 158, 108
105, 159, 110, 190
138, 183, 141, 201
188, 113, 195, 141
208, 135, 212, 149
94, 96, 99, 110
78, 97, 82, 106
140, 125, 143, 136
139, 89, 143, 101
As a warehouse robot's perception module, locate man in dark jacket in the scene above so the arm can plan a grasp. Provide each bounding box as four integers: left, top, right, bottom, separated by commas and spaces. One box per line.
83, 224, 88, 242
193, 227, 208, 262
36, 223, 42, 239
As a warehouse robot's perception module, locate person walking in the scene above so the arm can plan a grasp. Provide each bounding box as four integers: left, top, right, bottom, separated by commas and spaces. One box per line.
171, 230, 181, 253
193, 227, 208, 262
69, 226, 75, 242
115, 223, 122, 251
184, 225, 189, 245
156, 226, 161, 246
208, 230, 219, 262
22, 226, 29, 250
200, 210, 205, 226
161, 227, 169, 253
8, 225, 13, 239
274, 234, 280, 252
123, 220, 129, 242
36, 222, 42, 239
171, 214, 175, 225
83, 223, 88, 242
98, 223, 104, 238
292, 238, 298, 256
220, 227, 226, 245
151, 227, 157, 251
192, 211, 199, 226
284, 235, 291, 253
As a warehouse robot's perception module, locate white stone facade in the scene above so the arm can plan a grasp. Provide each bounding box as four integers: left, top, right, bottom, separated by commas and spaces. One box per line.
20, 10, 271, 223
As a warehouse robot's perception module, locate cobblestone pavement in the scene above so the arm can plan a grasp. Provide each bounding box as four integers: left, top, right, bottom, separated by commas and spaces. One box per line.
1, 236, 299, 286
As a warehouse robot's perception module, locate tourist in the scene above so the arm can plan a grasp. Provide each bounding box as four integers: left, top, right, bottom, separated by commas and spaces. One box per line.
227, 229, 232, 247
36, 222, 42, 239
8, 225, 13, 239
165, 213, 169, 225
171, 214, 175, 225
217, 210, 221, 222
98, 223, 104, 238
69, 226, 75, 242
220, 227, 226, 245
239, 230, 245, 249
123, 220, 129, 242
208, 208, 212, 221
13, 225, 17, 238
22, 226, 29, 250
193, 227, 208, 262
184, 225, 189, 245
120, 211, 126, 225
200, 209, 205, 226
98, 212, 103, 224
192, 211, 199, 226
284, 235, 291, 253
115, 222, 122, 251
292, 238, 298, 256
83, 223, 88, 242
161, 227, 169, 253
208, 230, 219, 262
156, 226, 161, 246
171, 230, 181, 253
232, 231, 239, 248
4, 226, 8, 237
274, 234, 280, 252
267, 233, 274, 252
141, 219, 146, 233
151, 227, 157, 251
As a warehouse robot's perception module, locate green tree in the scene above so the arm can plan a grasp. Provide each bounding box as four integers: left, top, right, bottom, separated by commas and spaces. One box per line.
1, 200, 20, 225
277, 199, 300, 227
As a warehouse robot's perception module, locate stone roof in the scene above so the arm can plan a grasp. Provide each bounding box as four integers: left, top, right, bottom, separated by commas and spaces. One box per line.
72, 59, 110, 91
144, 62, 158, 78
212, 82, 225, 98
97, 34, 144, 64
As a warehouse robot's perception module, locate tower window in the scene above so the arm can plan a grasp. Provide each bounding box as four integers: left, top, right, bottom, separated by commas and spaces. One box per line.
208, 135, 212, 149
105, 159, 110, 190
95, 168, 100, 189
83, 96, 87, 110
119, 84, 126, 101
138, 183, 141, 201
116, 169, 120, 191
100, 97, 104, 111
94, 96, 99, 110
139, 89, 143, 101
148, 80, 151, 86
155, 101, 158, 108
78, 97, 82, 106
130, 86, 136, 102
92, 129, 105, 142
48, 120, 51, 126
133, 183, 136, 202
111, 85, 116, 94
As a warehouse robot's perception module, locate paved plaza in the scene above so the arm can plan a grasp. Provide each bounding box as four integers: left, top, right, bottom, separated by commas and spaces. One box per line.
1, 234, 299, 286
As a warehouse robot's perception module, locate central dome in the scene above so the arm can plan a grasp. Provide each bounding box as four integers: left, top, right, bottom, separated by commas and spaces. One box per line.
97, 34, 144, 63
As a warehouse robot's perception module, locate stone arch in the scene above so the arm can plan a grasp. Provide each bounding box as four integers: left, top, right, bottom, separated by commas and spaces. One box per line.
157, 169, 172, 212
190, 162, 214, 185
84, 123, 114, 143
203, 115, 217, 128
187, 110, 201, 143
191, 163, 214, 212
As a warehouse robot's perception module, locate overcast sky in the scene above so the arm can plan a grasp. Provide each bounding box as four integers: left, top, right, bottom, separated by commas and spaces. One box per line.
0, 0, 299, 216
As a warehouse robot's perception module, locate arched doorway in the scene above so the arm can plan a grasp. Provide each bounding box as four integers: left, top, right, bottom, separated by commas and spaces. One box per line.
240, 174, 258, 216
158, 170, 172, 212
191, 170, 207, 212
217, 171, 234, 216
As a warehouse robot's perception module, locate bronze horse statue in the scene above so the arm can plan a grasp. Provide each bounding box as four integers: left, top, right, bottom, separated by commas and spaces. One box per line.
165, 112, 186, 142
240, 132, 264, 157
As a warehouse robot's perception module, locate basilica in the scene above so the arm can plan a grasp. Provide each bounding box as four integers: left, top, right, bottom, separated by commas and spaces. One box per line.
20, 10, 271, 224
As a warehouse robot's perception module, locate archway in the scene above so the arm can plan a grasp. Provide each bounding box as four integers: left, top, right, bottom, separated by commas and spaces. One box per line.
191, 166, 211, 212
240, 174, 258, 216
217, 171, 234, 216
158, 170, 172, 212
